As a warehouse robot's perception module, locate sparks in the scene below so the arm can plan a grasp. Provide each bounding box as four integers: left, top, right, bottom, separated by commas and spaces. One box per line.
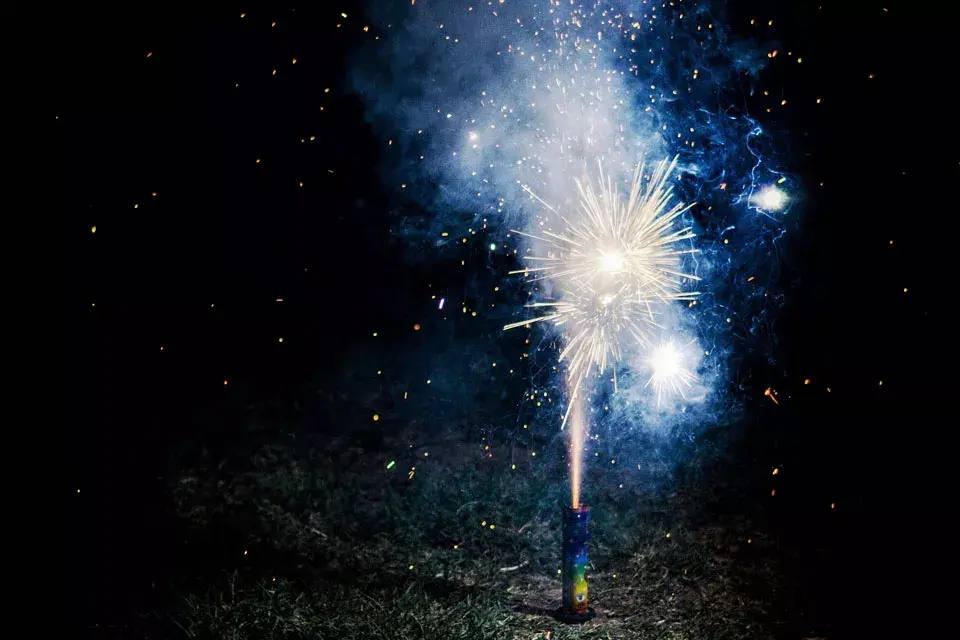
511, 157, 700, 305
505, 157, 700, 425
645, 341, 696, 406
506, 284, 658, 416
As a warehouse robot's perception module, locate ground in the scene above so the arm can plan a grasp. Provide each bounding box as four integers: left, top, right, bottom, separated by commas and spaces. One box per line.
167, 423, 795, 640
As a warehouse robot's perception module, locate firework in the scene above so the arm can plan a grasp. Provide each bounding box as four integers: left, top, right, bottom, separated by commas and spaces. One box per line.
645, 341, 697, 406
511, 157, 700, 302
505, 284, 657, 424
505, 156, 700, 425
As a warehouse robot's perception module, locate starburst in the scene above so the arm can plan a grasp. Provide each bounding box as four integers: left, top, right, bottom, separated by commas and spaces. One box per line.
505, 156, 700, 425
510, 156, 701, 302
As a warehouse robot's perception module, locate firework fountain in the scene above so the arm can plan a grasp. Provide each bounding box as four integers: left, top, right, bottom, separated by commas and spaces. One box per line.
506, 157, 701, 620
354, 0, 789, 626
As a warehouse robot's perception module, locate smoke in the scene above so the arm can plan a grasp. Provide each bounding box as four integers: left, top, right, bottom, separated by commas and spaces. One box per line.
351, 0, 791, 478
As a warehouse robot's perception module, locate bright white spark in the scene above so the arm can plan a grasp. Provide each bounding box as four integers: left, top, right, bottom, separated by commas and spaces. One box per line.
751, 185, 787, 211
510, 156, 700, 303
645, 341, 695, 405
600, 251, 625, 273
505, 157, 700, 425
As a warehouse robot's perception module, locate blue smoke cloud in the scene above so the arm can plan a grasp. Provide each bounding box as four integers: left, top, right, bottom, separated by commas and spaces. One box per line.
351, 0, 791, 475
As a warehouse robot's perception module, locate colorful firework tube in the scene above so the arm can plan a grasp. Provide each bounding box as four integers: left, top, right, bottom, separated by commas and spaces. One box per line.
559, 505, 595, 622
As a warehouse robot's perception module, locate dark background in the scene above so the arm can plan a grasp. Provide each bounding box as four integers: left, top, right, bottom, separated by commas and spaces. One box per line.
55, 1, 953, 637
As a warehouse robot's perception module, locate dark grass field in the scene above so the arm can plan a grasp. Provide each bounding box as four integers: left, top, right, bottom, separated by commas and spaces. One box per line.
72, 389, 953, 640
156, 419, 792, 640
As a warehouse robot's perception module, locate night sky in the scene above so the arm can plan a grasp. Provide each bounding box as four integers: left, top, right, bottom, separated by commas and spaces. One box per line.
59, 2, 953, 638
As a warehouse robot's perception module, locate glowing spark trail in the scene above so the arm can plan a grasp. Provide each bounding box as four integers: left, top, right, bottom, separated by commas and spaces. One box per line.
504, 284, 658, 422
751, 185, 788, 212
569, 397, 586, 510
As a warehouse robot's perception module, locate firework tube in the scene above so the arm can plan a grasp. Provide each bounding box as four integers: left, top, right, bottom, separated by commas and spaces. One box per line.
558, 505, 596, 623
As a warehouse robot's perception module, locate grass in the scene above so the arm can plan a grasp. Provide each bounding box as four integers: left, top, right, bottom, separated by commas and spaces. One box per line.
169, 426, 787, 639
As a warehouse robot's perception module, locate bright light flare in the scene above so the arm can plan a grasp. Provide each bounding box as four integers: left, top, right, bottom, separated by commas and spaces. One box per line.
645, 341, 696, 405
751, 185, 787, 211
599, 251, 625, 273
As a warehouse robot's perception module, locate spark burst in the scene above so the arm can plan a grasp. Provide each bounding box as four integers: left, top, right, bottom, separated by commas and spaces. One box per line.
504, 284, 656, 414
646, 341, 697, 406
511, 157, 700, 302
505, 156, 701, 425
